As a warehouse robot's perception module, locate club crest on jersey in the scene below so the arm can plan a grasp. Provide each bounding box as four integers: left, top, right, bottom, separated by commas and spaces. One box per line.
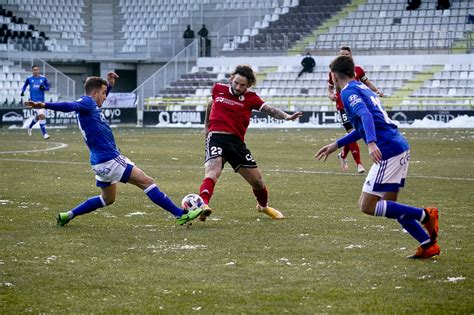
239, 95, 245, 101
348, 94, 362, 107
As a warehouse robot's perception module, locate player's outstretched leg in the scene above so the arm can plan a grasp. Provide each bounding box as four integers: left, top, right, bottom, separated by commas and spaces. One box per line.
57, 195, 106, 226
177, 208, 204, 225
142, 183, 203, 225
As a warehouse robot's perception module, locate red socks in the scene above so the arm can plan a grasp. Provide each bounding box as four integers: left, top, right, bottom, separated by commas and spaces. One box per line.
341, 144, 350, 159
199, 177, 216, 205
253, 186, 268, 208
201, 177, 269, 208
348, 141, 362, 165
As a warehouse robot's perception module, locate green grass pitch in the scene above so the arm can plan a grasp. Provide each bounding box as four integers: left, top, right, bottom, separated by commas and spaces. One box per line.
1, 127, 473, 313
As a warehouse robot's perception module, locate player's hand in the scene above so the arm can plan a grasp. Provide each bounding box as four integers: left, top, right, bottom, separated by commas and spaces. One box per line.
368, 142, 382, 164
20, 92, 24, 97
315, 142, 338, 162
107, 72, 119, 87
39, 85, 45, 91
328, 92, 336, 102
376, 90, 384, 97
25, 101, 45, 109
286, 111, 303, 121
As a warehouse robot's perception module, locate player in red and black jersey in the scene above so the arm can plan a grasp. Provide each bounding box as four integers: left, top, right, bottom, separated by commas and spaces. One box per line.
327, 46, 384, 174
198, 65, 302, 221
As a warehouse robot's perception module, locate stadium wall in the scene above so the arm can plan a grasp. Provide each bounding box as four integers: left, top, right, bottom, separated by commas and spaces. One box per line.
197, 54, 474, 68
2, 108, 471, 128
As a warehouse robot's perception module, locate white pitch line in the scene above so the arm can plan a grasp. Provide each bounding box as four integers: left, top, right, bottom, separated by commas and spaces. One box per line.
0, 157, 472, 182
0, 141, 68, 154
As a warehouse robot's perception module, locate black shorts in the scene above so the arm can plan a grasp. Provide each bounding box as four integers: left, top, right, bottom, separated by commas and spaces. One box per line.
338, 108, 354, 131
205, 133, 257, 172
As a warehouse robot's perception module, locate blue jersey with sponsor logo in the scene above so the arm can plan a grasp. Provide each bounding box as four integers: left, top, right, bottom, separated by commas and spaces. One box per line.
340, 80, 409, 159
45, 95, 120, 165
22, 75, 50, 102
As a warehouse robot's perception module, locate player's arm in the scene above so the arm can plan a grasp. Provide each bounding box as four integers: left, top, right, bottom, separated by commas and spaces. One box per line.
40, 78, 50, 91
362, 78, 384, 97
260, 104, 302, 121
25, 100, 86, 112
327, 83, 336, 101
327, 74, 336, 101
341, 90, 382, 163
204, 98, 212, 136
106, 72, 119, 96
20, 78, 29, 96
315, 129, 362, 162
354, 104, 382, 163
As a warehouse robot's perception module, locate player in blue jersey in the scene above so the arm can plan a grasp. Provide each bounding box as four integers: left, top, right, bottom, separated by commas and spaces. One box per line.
21, 65, 51, 139
25, 73, 202, 226
315, 56, 440, 259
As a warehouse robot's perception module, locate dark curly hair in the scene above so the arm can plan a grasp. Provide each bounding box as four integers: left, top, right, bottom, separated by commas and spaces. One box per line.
231, 65, 256, 87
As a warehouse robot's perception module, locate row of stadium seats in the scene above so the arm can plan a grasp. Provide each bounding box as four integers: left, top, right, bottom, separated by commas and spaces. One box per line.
307, 0, 473, 52
216, 0, 283, 10
0, 5, 50, 50
6, 0, 86, 52
154, 62, 474, 105
225, 0, 348, 52
15, 0, 82, 5
413, 87, 474, 97
119, 0, 206, 5
434, 71, 474, 80
117, 0, 299, 52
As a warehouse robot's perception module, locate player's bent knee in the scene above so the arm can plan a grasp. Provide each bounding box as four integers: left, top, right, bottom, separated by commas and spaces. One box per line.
359, 201, 376, 215
143, 175, 155, 187
103, 196, 115, 206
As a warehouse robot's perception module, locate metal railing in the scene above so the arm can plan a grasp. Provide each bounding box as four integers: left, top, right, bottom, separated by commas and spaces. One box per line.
132, 39, 199, 126
1, 39, 76, 102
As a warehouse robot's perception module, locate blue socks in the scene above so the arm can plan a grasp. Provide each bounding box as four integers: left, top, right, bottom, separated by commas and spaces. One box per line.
397, 216, 431, 245
375, 200, 430, 245
39, 121, 47, 136
375, 200, 425, 221
66, 184, 184, 222
28, 119, 37, 129
144, 184, 184, 217
69, 195, 106, 219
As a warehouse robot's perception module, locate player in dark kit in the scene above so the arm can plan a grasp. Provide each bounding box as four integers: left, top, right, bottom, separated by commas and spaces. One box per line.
327, 47, 384, 174
26, 73, 202, 227
198, 65, 302, 221
316, 56, 440, 259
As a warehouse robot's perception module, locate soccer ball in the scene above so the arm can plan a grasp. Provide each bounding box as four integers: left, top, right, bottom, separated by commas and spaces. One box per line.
181, 194, 204, 210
